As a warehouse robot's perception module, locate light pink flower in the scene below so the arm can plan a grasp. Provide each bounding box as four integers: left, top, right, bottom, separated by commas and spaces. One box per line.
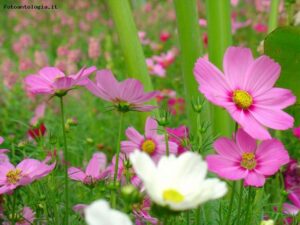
138, 31, 150, 45
166, 126, 190, 155
121, 117, 178, 161
30, 103, 46, 126
206, 128, 289, 187
194, 46, 296, 140
231, 0, 239, 6
24, 66, 97, 96
0, 158, 55, 194
86, 70, 158, 112
283, 188, 300, 216
153, 49, 177, 68
3, 206, 35, 225
88, 37, 100, 60
146, 58, 166, 77
133, 198, 158, 225
155, 89, 176, 103
68, 153, 108, 185
0, 137, 9, 165
167, 97, 185, 115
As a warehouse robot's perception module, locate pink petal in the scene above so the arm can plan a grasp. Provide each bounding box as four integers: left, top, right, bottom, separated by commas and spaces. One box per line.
206, 155, 247, 180
223, 47, 254, 90
194, 58, 231, 107
119, 79, 144, 101
68, 167, 86, 182
244, 55, 281, 96
95, 69, 120, 100
85, 153, 107, 178
250, 107, 294, 130
24, 75, 53, 94
236, 128, 257, 153
226, 105, 271, 140
255, 88, 296, 109
53, 77, 75, 90
244, 171, 266, 187
283, 203, 299, 215
213, 137, 241, 161
145, 117, 158, 137
125, 127, 144, 144
0, 137, 4, 145
38, 67, 65, 82
121, 141, 139, 154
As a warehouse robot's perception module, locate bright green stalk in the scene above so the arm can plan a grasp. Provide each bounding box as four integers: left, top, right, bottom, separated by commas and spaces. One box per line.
225, 182, 236, 225
59, 96, 69, 225
174, 0, 211, 134
106, 0, 154, 93
206, 0, 234, 137
268, 0, 280, 33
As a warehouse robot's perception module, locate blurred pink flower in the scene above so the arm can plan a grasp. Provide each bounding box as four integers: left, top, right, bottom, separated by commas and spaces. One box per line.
88, 37, 100, 60
0, 157, 55, 194
3, 206, 35, 225
166, 125, 190, 155
146, 58, 165, 77
253, 23, 268, 33
121, 117, 178, 162
86, 70, 158, 112
167, 97, 185, 115
25, 66, 96, 95
68, 153, 108, 185
153, 49, 177, 68
138, 31, 150, 45
19, 59, 33, 71
0, 137, 9, 165
134, 198, 158, 225
293, 127, 300, 139
160, 31, 170, 42
57, 46, 69, 57
34, 51, 48, 67
30, 103, 46, 126
206, 128, 289, 187
155, 89, 176, 103
67, 49, 81, 62
231, 0, 239, 6
194, 46, 296, 140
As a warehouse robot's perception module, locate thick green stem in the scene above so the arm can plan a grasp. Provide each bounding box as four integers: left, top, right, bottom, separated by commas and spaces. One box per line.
59, 96, 69, 225
268, 0, 280, 33
236, 181, 244, 225
111, 113, 125, 208
195, 207, 200, 225
206, 0, 234, 137
186, 211, 190, 225
225, 182, 236, 225
173, 0, 211, 135
107, 0, 154, 95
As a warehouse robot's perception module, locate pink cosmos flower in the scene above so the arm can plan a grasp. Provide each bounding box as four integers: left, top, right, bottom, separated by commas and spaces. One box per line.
153, 48, 177, 68
293, 127, 300, 139
194, 47, 296, 140
86, 70, 158, 112
133, 198, 158, 225
146, 58, 166, 77
283, 188, 300, 216
121, 117, 178, 161
160, 31, 170, 42
3, 206, 35, 225
206, 128, 289, 187
88, 37, 100, 60
0, 137, 9, 165
68, 153, 108, 185
24, 66, 97, 96
166, 126, 190, 155
284, 159, 300, 190
0, 158, 55, 194
30, 103, 46, 126
253, 23, 268, 33
155, 89, 176, 103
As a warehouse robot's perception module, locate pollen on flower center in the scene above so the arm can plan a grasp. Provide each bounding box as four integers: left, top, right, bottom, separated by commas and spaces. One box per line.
233, 90, 253, 109
6, 169, 22, 184
163, 189, 184, 203
141, 139, 156, 154
240, 152, 257, 170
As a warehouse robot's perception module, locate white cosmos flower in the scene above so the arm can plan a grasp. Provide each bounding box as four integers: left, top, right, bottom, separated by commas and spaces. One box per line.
84, 200, 133, 225
129, 150, 227, 211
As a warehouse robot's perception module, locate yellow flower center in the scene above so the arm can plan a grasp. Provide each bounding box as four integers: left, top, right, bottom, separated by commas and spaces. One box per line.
141, 139, 156, 154
240, 152, 257, 170
233, 90, 253, 109
6, 169, 22, 184
163, 189, 184, 203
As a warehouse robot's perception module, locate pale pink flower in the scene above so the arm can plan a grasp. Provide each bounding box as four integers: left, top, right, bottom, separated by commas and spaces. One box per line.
166, 126, 190, 155
167, 97, 185, 115
155, 89, 176, 103
194, 46, 296, 140
146, 58, 166, 77
3, 207, 35, 225
206, 128, 289, 187
30, 103, 46, 126
34, 51, 48, 67
88, 37, 100, 60
86, 70, 158, 112
231, 0, 239, 6
153, 49, 177, 68
0, 137, 9, 165
0, 158, 55, 194
121, 117, 178, 162
24, 66, 97, 95
138, 31, 150, 45
19, 59, 33, 71
134, 198, 158, 225
68, 153, 108, 185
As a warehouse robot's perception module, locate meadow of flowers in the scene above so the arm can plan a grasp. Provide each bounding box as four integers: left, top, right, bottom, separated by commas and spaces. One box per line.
1, 0, 300, 224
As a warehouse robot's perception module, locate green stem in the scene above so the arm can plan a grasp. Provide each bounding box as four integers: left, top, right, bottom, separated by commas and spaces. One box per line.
111, 113, 125, 208
12, 192, 17, 225
206, 0, 233, 137
225, 182, 236, 225
107, 0, 156, 125
236, 181, 244, 225
268, 0, 280, 33
173, 0, 211, 135
186, 211, 190, 225
164, 127, 169, 156
59, 96, 69, 225
195, 207, 200, 225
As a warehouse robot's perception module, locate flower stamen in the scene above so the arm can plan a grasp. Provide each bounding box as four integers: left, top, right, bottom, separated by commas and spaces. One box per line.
141, 139, 156, 155
240, 152, 256, 170
233, 90, 253, 109
163, 189, 184, 203
6, 169, 22, 184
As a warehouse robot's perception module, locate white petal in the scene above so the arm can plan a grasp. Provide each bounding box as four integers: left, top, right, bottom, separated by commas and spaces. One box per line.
84, 200, 132, 225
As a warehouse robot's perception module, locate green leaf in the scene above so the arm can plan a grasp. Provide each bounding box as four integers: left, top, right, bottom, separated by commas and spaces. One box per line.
264, 26, 300, 99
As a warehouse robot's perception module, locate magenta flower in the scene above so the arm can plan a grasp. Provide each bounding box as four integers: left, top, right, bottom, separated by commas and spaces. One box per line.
133, 198, 158, 225
121, 117, 178, 161
24, 66, 96, 96
206, 128, 289, 187
194, 47, 296, 140
146, 58, 166, 77
68, 153, 108, 185
2, 206, 35, 225
0, 158, 55, 194
293, 127, 300, 139
284, 159, 300, 190
166, 125, 190, 155
283, 188, 300, 216
86, 70, 158, 112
